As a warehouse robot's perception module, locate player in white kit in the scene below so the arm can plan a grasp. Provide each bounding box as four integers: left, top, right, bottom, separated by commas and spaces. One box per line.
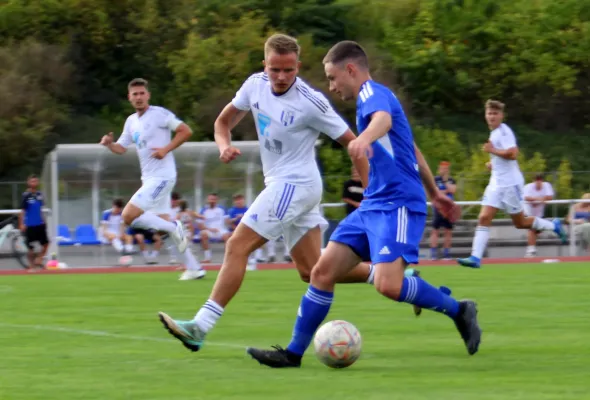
100, 78, 197, 270
457, 100, 567, 268
157, 34, 380, 352
523, 174, 555, 257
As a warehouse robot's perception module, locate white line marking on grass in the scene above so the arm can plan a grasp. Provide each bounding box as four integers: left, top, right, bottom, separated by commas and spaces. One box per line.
0, 285, 13, 293
0, 322, 247, 350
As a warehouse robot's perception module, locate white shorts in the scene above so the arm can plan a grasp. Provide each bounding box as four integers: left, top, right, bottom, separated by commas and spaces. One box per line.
482, 183, 524, 215
241, 181, 328, 251
201, 229, 229, 241
129, 178, 175, 215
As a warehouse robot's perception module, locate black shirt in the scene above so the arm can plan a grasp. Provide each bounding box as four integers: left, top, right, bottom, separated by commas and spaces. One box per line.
342, 179, 364, 215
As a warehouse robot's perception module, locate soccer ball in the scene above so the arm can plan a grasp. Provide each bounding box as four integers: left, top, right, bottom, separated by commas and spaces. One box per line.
118, 255, 133, 267
313, 320, 362, 368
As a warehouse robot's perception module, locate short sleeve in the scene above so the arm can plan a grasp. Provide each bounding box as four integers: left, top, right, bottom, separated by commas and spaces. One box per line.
523, 184, 533, 197
163, 110, 183, 131
499, 125, 517, 149
360, 88, 392, 121
545, 183, 555, 197
308, 100, 350, 140
231, 76, 256, 111
101, 211, 110, 223
117, 117, 133, 148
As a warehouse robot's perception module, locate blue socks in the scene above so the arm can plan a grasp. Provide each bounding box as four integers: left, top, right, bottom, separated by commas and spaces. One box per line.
286, 286, 333, 356
398, 276, 459, 318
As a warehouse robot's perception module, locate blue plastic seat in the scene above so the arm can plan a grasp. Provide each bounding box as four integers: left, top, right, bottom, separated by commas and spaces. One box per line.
74, 224, 102, 245
57, 224, 75, 246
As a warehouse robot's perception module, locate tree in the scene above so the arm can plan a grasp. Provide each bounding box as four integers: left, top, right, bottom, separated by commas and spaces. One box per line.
0, 40, 75, 178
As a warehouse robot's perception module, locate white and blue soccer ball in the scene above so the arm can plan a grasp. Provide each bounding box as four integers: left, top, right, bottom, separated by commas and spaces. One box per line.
313, 320, 362, 368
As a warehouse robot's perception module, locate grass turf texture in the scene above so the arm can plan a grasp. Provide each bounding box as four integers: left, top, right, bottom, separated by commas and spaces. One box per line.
1, 263, 589, 400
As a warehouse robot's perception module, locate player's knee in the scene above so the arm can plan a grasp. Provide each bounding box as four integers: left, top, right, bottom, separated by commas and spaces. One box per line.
375, 280, 404, 301
199, 230, 208, 239
310, 263, 335, 287
224, 235, 249, 258
478, 214, 493, 226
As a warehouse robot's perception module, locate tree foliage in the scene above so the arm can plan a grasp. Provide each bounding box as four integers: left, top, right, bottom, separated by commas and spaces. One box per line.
0, 0, 588, 200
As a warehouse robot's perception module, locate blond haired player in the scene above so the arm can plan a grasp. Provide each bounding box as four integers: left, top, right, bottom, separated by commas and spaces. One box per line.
457, 100, 566, 268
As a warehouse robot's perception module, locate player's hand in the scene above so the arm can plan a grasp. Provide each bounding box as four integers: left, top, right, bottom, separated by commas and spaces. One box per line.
482, 140, 495, 154
485, 161, 492, 171
151, 148, 169, 159
347, 137, 373, 160
100, 132, 114, 146
219, 146, 241, 163
432, 192, 462, 223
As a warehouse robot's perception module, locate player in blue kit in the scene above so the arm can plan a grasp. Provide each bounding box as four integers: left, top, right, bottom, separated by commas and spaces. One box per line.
247, 41, 481, 367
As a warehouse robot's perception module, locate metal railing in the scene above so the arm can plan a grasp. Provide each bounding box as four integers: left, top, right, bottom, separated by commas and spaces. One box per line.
0, 208, 56, 257
319, 199, 590, 256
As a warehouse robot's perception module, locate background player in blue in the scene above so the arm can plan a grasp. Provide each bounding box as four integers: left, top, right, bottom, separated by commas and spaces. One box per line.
430, 161, 457, 260
247, 41, 481, 367
226, 194, 249, 231
19, 174, 49, 270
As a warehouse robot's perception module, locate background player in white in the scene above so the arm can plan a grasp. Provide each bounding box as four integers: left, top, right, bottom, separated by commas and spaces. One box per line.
176, 200, 207, 280
99, 198, 127, 253
99, 78, 195, 266
197, 193, 231, 263
457, 100, 566, 268
157, 34, 379, 352
523, 173, 555, 257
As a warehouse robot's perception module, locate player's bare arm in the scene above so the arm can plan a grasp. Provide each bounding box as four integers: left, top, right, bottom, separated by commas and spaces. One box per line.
100, 132, 127, 154
348, 111, 391, 161
337, 130, 370, 188
152, 123, 193, 160
482, 140, 518, 160
214, 103, 247, 163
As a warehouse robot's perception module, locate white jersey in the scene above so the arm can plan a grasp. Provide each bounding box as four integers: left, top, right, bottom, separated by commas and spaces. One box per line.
523, 182, 554, 216
117, 105, 183, 180
232, 73, 349, 186
101, 209, 123, 233
169, 206, 180, 220
488, 123, 524, 187
199, 206, 227, 231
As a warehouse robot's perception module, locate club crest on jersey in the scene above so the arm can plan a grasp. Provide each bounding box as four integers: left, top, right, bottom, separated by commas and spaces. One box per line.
280, 110, 295, 126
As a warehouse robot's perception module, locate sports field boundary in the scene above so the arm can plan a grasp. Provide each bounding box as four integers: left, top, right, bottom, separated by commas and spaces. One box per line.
0, 256, 588, 276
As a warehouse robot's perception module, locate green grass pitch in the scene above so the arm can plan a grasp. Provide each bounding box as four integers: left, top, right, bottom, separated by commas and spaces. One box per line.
1, 263, 589, 400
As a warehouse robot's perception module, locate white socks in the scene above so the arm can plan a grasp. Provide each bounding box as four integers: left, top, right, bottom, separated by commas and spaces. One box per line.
112, 238, 123, 252
131, 212, 176, 233
366, 264, 375, 284
471, 226, 490, 259
194, 299, 224, 333
203, 249, 212, 261
183, 248, 202, 271
532, 217, 555, 231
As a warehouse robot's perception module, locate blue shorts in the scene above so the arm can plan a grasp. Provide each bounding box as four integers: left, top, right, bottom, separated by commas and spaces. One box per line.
330, 207, 426, 265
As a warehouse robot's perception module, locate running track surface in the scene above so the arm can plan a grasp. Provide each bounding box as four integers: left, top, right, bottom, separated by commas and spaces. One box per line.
1, 256, 589, 276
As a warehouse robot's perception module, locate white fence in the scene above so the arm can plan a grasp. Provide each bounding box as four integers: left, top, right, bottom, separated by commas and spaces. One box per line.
320, 199, 590, 256
1, 199, 589, 260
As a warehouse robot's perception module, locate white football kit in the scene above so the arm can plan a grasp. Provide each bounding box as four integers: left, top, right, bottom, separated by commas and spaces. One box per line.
199, 206, 229, 240
231, 73, 349, 250
101, 209, 123, 235
482, 123, 525, 214
523, 182, 554, 218
117, 106, 182, 215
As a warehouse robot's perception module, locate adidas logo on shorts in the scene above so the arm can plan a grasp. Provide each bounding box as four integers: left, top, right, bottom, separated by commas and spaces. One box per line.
378, 246, 391, 255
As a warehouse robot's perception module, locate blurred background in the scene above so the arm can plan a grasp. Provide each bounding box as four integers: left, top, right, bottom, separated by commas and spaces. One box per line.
1, 0, 589, 267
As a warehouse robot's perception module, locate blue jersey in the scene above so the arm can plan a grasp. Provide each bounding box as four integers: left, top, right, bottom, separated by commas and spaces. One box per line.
21, 191, 44, 226
227, 206, 249, 226
356, 80, 426, 214
435, 175, 456, 200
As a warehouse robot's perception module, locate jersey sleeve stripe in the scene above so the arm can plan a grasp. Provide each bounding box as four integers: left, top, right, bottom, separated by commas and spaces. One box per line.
297, 84, 329, 111
296, 87, 328, 113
